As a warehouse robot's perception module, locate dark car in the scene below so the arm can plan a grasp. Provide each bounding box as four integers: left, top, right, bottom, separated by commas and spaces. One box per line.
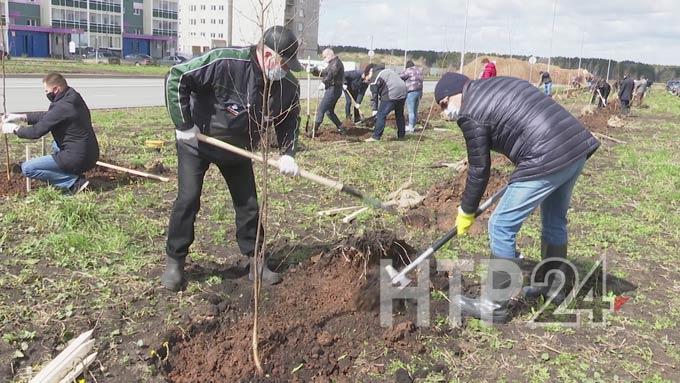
123, 53, 156, 66
159, 55, 188, 66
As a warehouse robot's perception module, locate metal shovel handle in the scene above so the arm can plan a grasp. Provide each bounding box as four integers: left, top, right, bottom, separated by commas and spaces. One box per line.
387, 185, 508, 287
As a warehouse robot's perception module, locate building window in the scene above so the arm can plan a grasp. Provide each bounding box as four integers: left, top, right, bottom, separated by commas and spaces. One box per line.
200, 5, 205, 10
200, 32, 205, 37
210, 33, 215, 38
219, 5, 224, 10
134, 8, 141, 15
298, 9, 303, 17
298, 22, 303, 32
219, 19, 223, 24
211, 5, 216, 10
211, 19, 215, 24
218, 33, 223, 38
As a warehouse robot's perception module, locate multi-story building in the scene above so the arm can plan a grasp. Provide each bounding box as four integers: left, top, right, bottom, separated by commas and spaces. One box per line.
0, 0, 177, 58
178, 0, 318, 58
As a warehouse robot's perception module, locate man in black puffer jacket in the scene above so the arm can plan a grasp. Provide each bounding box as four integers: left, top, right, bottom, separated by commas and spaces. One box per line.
434, 73, 600, 323
2, 72, 99, 194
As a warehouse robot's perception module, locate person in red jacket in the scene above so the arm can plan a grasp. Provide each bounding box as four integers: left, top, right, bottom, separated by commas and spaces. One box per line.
479, 58, 497, 79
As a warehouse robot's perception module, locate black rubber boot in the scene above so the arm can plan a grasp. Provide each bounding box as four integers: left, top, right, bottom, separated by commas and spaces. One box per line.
522, 241, 569, 305
248, 256, 282, 286
452, 255, 523, 323
161, 256, 185, 292
337, 123, 348, 136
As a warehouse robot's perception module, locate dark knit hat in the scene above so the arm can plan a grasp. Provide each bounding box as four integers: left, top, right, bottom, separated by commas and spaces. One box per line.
434, 72, 470, 104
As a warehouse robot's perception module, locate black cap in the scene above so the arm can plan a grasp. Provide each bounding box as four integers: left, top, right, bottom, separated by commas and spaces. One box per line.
262, 26, 303, 72
434, 72, 470, 104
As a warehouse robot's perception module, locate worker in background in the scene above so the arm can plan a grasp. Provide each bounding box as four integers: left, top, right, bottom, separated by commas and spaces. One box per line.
590, 78, 611, 108
2, 72, 98, 195
400, 60, 424, 133
634, 76, 649, 107
434, 72, 599, 323
310, 48, 346, 136
162, 26, 302, 291
618, 74, 635, 115
538, 70, 553, 96
343, 69, 368, 123
362, 63, 407, 142
479, 58, 497, 79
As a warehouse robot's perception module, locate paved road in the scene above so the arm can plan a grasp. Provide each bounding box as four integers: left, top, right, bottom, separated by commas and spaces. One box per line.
1, 76, 437, 113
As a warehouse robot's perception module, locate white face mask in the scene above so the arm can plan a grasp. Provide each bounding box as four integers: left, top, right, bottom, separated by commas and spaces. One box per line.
267, 66, 287, 81
444, 103, 460, 121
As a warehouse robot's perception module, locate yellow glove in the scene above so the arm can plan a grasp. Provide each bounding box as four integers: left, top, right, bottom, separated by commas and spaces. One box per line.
455, 207, 476, 235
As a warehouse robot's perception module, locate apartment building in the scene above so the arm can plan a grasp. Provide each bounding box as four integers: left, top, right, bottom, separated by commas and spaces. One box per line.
0, 0, 177, 58
177, 0, 319, 58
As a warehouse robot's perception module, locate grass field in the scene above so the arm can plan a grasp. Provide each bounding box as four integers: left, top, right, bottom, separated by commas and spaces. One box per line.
0, 88, 678, 382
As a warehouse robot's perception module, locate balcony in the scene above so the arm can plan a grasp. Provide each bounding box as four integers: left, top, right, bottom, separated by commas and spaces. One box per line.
153, 28, 177, 37
153, 9, 178, 20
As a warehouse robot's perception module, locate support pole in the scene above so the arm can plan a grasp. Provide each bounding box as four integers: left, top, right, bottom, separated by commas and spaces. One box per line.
25, 145, 30, 192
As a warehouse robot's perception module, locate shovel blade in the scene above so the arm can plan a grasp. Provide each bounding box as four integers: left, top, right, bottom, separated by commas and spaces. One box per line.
385, 265, 412, 289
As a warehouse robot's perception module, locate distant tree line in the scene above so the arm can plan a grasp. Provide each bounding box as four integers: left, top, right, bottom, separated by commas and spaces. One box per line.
324, 45, 680, 82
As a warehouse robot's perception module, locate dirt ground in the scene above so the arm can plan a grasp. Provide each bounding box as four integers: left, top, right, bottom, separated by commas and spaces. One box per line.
162, 231, 471, 383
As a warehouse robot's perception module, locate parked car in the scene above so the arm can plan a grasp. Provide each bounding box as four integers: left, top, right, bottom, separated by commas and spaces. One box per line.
85, 49, 121, 59
159, 55, 188, 66
123, 53, 156, 66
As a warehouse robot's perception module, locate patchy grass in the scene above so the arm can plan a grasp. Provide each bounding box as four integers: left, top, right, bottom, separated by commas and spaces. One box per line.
0, 88, 679, 381
3, 58, 171, 76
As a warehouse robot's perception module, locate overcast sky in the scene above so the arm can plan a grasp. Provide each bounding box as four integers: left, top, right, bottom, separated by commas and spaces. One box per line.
317, 0, 680, 66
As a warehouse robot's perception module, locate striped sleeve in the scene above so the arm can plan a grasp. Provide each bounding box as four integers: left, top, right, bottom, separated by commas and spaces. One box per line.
165, 48, 250, 130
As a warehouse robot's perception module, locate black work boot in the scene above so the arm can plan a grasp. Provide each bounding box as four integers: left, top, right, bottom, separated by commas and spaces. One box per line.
248, 255, 282, 286
452, 255, 523, 323
337, 123, 348, 136
161, 256, 185, 292
522, 241, 570, 305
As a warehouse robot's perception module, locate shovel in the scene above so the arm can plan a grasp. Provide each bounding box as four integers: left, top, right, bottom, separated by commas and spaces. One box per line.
343, 88, 364, 121
386, 185, 508, 289
196, 133, 393, 210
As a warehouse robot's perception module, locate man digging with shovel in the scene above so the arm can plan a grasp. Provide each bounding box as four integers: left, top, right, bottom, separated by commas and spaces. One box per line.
435, 73, 600, 323
161, 26, 303, 291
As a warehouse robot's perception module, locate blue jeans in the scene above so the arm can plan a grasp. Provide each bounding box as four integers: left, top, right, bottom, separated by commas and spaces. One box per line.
372, 98, 406, 140
488, 156, 587, 258
21, 142, 79, 190
315, 85, 343, 128
543, 82, 552, 96
405, 90, 422, 127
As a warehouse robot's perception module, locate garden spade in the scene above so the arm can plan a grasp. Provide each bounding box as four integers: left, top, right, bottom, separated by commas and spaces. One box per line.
196, 133, 393, 210
386, 185, 508, 289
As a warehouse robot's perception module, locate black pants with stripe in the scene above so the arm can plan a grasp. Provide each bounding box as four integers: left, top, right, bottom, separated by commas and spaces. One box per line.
166, 141, 260, 261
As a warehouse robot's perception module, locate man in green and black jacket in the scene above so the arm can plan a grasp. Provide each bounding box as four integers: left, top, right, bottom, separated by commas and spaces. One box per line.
162, 26, 303, 291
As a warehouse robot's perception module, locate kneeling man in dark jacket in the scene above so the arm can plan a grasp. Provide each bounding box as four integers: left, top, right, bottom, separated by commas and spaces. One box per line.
434, 73, 600, 323
2, 72, 99, 194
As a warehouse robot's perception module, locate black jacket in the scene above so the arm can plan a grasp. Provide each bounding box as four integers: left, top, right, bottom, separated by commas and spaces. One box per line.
457, 77, 600, 213
618, 77, 635, 101
540, 72, 552, 84
16, 87, 99, 174
344, 70, 368, 100
316, 56, 344, 89
165, 46, 299, 155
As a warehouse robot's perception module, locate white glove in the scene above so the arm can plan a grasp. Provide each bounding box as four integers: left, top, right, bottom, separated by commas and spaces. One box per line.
318, 83, 325, 91
342, 84, 348, 90
3, 113, 26, 124
372, 110, 378, 116
175, 126, 199, 153
2, 122, 19, 134
278, 155, 299, 177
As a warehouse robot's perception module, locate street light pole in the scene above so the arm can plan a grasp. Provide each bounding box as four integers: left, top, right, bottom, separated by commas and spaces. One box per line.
547, 0, 558, 73
459, 0, 470, 74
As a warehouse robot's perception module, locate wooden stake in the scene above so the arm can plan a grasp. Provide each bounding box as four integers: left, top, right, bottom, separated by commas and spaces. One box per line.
3, 134, 8, 180
317, 205, 362, 216
41, 136, 46, 156
96, 161, 169, 182
593, 132, 627, 144
25, 145, 30, 192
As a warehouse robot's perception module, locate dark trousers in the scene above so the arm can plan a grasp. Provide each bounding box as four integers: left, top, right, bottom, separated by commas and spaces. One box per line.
620, 99, 630, 115
315, 85, 343, 128
344, 89, 363, 122
372, 98, 406, 140
166, 142, 260, 260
